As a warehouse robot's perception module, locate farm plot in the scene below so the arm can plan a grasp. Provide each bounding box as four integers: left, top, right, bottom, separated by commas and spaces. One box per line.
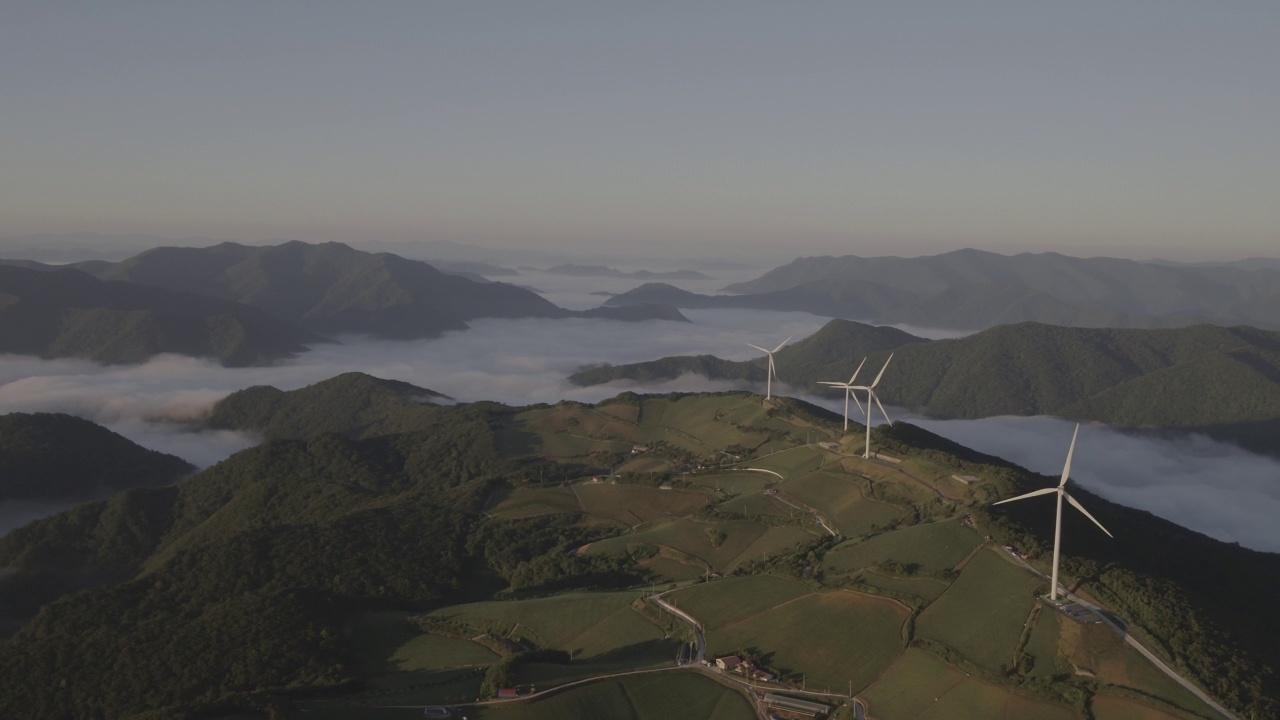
487, 485, 581, 519
573, 483, 711, 526
350, 612, 497, 676
705, 590, 908, 692
862, 648, 1079, 720
588, 517, 806, 573
745, 447, 825, 478
1091, 694, 1198, 720
780, 472, 903, 536
473, 670, 755, 720
855, 571, 950, 603
914, 548, 1041, 672
668, 574, 813, 630
715, 492, 792, 520
824, 518, 981, 576
684, 471, 775, 495
425, 591, 665, 658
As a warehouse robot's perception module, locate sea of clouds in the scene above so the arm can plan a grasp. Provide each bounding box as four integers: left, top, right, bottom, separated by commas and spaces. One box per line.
1, 266, 1276, 552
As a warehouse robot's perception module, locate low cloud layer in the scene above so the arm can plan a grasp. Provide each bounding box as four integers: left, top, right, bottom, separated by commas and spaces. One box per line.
1, 285, 1275, 553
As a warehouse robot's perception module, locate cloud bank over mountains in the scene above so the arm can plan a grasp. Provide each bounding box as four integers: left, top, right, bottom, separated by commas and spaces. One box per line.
1, 304, 1276, 553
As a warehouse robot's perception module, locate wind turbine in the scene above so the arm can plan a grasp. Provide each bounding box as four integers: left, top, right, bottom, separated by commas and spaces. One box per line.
746, 337, 790, 400
993, 424, 1112, 602
850, 353, 894, 459
819, 358, 867, 431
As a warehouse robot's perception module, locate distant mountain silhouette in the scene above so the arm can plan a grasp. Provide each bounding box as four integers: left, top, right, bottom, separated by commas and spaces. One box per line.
72, 241, 686, 338
0, 265, 319, 366
606, 249, 1280, 330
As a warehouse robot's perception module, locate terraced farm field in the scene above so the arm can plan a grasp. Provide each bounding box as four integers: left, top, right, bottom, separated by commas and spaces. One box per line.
587, 517, 814, 572
705, 589, 909, 692
914, 548, 1041, 672
781, 471, 904, 536
486, 485, 581, 519
824, 518, 982, 575
862, 648, 1079, 720
668, 574, 813, 630
475, 670, 755, 720
573, 482, 712, 525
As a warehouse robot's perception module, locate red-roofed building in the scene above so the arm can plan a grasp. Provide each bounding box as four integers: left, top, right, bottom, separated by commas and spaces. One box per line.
715, 655, 742, 671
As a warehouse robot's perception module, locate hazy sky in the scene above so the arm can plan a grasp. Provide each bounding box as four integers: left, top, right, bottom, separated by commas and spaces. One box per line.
3, 2, 1277, 261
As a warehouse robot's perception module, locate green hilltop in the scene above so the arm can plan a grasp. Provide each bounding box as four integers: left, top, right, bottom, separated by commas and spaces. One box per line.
0, 412, 193, 503
571, 319, 1280, 455
0, 381, 1275, 719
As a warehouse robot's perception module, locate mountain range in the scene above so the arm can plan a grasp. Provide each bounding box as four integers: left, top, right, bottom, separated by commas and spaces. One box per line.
0, 264, 321, 365
0, 241, 686, 365
605, 249, 1280, 331
571, 319, 1280, 455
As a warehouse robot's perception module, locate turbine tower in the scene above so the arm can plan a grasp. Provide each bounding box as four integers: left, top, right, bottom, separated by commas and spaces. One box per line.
746, 337, 790, 400
819, 358, 867, 431
850, 353, 894, 459
992, 424, 1113, 602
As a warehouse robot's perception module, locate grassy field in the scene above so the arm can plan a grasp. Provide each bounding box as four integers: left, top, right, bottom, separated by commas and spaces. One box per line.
1091, 694, 1199, 720
474, 669, 755, 720
573, 483, 712, 526
781, 471, 904, 536
350, 612, 498, 676
824, 518, 982, 576
915, 549, 1042, 672
1057, 619, 1228, 719
706, 589, 908, 692
426, 591, 662, 655
668, 574, 813, 630
862, 648, 1080, 720
715, 492, 792, 519
486, 485, 581, 519
684, 471, 775, 495
745, 446, 826, 477
588, 517, 813, 572
855, 571, 951, 603
1021, 604, 1066, 680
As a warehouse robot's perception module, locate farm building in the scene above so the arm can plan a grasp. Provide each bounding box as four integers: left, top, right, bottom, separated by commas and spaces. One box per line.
715, 655, 742, 671
496, 688, 520, 699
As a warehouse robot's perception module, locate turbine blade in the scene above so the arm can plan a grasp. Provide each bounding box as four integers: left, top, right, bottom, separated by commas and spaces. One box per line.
1059, 423, 1080, 488
771, 337, 792, 354
993, 487, 1058, 505
871, 353, 894, 388
851, 391, 865, 415
819, 381, 849, 387
1066, 492, 1113, 538
847, 357, 867, 385
872, 392, 892, 425
746, 343, 770, 354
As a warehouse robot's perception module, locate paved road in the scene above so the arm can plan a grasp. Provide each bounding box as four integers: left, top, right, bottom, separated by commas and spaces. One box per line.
650, 593, 706, 665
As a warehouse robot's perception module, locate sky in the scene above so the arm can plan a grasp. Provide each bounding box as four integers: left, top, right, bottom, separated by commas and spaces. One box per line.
1, 269, 1276, 552
2, 1, 1278, 262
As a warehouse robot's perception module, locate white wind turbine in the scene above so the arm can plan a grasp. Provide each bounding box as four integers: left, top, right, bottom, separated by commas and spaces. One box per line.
819, 358, 867, 432
746, 337, 790, 400
993, 424, 1112, 602
850, 353, 894, 459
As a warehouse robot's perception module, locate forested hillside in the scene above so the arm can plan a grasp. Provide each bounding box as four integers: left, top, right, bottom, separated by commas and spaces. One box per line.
0, 412, 192, 502
572, 320, 1280, 454
0, 265, 318, 365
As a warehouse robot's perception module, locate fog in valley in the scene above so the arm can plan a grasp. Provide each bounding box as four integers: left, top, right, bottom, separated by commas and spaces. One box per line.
1, 266, 1277, 553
